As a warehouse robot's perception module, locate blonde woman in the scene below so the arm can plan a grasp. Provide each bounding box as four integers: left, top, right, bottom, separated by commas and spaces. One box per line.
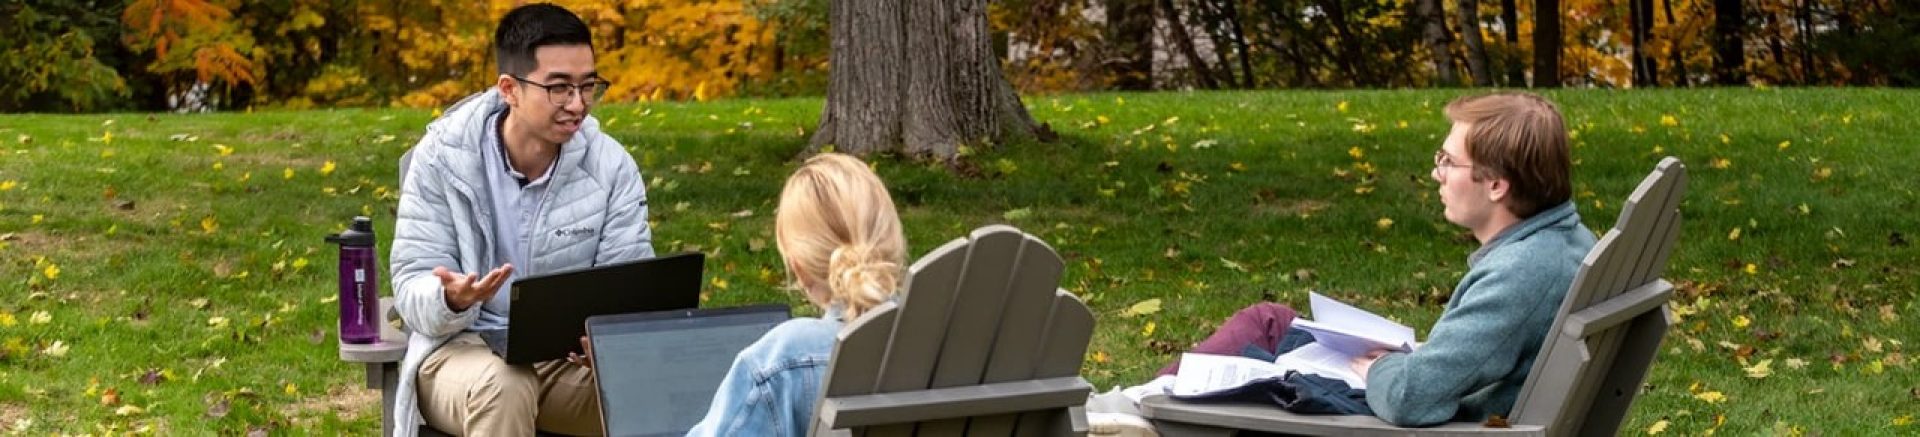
686, 153, 908, 436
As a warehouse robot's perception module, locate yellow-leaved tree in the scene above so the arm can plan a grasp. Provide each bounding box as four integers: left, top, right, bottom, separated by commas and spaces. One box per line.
570, 0, 781, 102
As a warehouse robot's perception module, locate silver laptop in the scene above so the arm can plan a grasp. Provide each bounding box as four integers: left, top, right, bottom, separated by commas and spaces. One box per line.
584, 305, 791, 436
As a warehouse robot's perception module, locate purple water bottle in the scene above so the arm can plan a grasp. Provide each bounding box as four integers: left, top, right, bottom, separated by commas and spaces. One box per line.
327, 217, 382, 344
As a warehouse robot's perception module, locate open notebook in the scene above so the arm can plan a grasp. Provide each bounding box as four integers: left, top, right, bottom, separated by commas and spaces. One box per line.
1173, 292, 1415, 395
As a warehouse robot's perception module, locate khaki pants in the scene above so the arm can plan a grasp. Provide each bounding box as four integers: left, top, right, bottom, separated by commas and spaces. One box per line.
418, 332, 601, 436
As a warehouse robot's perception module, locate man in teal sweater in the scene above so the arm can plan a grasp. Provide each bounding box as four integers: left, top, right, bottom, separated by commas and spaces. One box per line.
1350, 92, 1594, 426
1087, 92, 1593, 435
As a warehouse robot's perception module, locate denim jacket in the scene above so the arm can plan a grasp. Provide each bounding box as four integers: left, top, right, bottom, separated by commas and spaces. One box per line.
685, 307, 843, 437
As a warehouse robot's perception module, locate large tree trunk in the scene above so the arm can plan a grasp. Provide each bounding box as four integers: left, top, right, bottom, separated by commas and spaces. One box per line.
811, 0, 1049, 160
1499, 0, 1524, 85
1417, 0, 1458, 86
1712, 0, 1744, 84
1533, 0, 1562, 87
1457, 0, 1493, 86
1106, 0, 1156, 90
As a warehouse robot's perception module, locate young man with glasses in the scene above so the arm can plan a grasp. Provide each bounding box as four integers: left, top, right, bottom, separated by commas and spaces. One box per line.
1089, 93, 1594, 434
388, 4, 652, 436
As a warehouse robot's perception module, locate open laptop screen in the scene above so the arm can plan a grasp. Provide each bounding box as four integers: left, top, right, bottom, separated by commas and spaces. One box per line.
586, 305, 791, 437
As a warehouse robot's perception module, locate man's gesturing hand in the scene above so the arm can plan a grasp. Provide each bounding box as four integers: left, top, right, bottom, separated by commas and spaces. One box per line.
435, 264, 514, 312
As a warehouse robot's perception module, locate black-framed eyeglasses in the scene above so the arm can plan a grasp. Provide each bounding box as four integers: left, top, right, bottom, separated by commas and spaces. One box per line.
1433, 149, 1475, 171
511, 76, 610, 106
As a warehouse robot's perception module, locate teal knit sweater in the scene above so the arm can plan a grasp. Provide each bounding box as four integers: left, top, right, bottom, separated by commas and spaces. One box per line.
1365, 201, 1596, 426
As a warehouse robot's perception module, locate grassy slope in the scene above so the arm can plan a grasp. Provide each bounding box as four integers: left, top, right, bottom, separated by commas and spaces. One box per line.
0, 88, 1913, 434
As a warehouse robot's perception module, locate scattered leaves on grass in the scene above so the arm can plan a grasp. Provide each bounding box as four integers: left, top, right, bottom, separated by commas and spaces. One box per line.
1694, 391, 1727, 404
41, 341, 68, 358
1003, 208, 1031, 221
1122, 299, 1163, 317
1744, 359, 1772, 379
140, 369, 167, 385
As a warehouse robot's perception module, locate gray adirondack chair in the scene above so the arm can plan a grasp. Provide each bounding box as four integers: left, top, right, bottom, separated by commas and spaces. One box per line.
339, 297, 408, 436
809, 225, 1098, 437
1140, 157, 1688, 437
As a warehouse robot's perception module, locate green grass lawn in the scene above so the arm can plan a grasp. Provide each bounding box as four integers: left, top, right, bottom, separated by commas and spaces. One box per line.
1, 88, 1914, 434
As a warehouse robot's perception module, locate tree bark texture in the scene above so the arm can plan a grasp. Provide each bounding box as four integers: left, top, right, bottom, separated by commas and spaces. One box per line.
1418, 0, 1458, 86
1106, 0, 1156, 90
1159, 0, 1222, 89
1458, 0, 1493, 86
1630, 0, 1658, 86
1711, 0, 1745, 85
810, 0, 1048, 160
1500, 0, 1525, 85
1533, 0, 1563, 87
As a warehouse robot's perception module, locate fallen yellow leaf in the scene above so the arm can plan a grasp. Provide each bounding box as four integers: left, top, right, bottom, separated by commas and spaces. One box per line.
1744, 359, 1773, 378
320, 160, 337, 176
1647, 419, 1670, 434
1123, 299, 1164, 317
1141, 321, 1156, 337
1694, 391, 1727, 404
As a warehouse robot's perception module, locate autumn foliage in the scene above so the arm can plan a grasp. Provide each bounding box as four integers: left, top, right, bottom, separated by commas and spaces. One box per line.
0, 0, 1912, 111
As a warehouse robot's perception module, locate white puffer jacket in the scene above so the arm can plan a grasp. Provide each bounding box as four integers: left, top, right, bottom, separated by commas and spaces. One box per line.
387, 90, 654, 435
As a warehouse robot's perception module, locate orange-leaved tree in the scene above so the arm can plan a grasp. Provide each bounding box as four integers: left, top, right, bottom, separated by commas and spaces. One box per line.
122, 0, 262, 109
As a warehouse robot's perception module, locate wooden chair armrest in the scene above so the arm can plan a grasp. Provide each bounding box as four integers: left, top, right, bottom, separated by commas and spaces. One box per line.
1139, 395, 1545, 437
816, 376, 1091, 429
338, 297, 408, 363
1562, 280, 1672, 339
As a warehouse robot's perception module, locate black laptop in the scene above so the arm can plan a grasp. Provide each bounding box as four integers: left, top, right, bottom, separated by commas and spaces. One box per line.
477, 252, 705, 365
585, 304, 791, 437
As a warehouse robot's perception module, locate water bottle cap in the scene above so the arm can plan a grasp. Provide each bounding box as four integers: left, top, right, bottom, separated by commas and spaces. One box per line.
327, 216, 377, 247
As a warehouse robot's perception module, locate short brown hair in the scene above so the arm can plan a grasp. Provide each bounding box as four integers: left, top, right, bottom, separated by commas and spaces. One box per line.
1445, 92, 1572, 218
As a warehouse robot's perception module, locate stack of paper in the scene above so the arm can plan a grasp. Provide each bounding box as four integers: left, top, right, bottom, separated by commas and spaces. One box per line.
1170, 292, 1417, 396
